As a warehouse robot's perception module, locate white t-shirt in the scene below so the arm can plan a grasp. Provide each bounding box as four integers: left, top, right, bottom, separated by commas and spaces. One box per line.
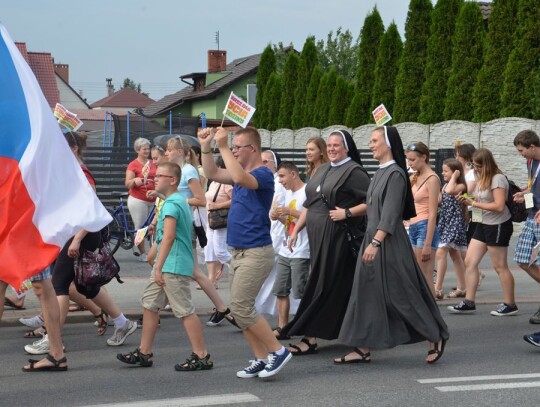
278, 186, 310, 259
270, 175, 287, 253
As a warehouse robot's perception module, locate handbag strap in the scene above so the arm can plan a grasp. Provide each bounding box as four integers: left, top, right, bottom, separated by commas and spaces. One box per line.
212, 184, 222, 203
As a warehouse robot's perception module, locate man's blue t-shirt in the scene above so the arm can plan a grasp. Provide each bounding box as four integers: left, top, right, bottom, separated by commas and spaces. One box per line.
155, 192, 194, 276
227, 166, 274, 249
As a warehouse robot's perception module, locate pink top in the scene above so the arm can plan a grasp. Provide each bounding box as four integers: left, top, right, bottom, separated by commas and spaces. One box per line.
410, 175, 438, 224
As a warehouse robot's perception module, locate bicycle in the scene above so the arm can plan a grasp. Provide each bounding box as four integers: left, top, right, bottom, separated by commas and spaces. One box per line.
106, 192, 156, 255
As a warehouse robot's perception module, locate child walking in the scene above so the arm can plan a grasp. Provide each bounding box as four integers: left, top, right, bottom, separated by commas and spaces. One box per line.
116, 162, 213, 371
434, 159, 468, 300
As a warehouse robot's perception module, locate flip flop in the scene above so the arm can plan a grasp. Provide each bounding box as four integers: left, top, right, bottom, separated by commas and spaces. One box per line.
4, 297, 26, 310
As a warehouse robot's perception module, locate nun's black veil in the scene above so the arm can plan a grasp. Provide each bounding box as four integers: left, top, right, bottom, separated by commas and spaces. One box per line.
332, 130, 363, 166
385, 126, 416, 220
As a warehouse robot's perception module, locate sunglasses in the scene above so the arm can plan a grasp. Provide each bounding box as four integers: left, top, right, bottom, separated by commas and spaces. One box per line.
407, 144, 418, 151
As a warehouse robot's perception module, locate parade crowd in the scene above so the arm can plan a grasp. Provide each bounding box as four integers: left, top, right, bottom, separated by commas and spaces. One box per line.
3, 125, 540, 378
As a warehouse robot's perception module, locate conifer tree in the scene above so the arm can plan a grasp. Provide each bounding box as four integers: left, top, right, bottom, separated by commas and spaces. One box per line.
254, 45, 276, 127
371, 23, 403, 121
500, 0, 540, 118
292, 37, 319, 129
329, 75, 352, 125
277, 53, 300, 128
393, 0, 433, 123
263, 72, 282, 131
345, 7, 385, 127
418, 0, 462, 124
473, 0, 518, 122
313, 67, 337, 128
444, 2, 485, 121
304, 65, 323, 127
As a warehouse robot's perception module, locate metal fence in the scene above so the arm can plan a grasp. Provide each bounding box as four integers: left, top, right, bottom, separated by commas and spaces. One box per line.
86, 146, 454, 207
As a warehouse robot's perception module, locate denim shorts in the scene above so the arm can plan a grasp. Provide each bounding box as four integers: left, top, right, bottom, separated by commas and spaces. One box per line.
408, 219, 439, 250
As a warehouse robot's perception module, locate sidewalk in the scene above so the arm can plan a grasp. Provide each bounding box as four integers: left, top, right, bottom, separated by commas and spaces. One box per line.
3, 236, 540, 326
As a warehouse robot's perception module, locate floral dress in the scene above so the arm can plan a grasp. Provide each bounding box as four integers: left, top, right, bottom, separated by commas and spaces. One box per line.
437, 184, 467, 250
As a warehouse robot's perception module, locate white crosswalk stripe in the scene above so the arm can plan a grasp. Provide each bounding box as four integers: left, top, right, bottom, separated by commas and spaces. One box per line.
417, 373, 540, 392
80, 392, 261, 407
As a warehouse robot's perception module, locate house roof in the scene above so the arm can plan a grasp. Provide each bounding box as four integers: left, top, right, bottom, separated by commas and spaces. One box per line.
90, 87, 155, 109
16, 43, 60, 108
144, 52, 261, 117
56, 73, 91, 109
478, 2, 492, 20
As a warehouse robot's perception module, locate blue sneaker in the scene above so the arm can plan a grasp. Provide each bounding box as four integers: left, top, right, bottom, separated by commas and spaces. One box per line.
236, 359, 266, 378
258, 349, 292, 378
523, 332, 540, 348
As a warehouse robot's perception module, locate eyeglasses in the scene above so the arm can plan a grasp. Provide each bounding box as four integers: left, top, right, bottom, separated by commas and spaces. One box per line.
407, 144, 418, 151
154, 174, 175, 180
231, 144, 253, 152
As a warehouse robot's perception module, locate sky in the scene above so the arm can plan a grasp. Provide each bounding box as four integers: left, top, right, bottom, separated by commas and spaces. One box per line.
1, 1, 416, 104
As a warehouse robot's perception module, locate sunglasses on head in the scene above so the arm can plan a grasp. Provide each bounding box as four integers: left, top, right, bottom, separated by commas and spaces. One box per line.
407, 144, 418, 152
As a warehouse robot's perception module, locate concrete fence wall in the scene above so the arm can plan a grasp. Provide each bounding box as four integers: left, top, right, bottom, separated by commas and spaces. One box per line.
259, 118, 540, 188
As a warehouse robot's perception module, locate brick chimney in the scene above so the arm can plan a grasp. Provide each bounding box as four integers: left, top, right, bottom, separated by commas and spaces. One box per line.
208, 50, 227, 73
54, 63, 69, 83
106, 78, 114, 96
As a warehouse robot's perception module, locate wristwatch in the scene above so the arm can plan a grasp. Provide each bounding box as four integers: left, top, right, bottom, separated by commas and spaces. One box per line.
371, 239, 381, 248
345, 208, 353, 219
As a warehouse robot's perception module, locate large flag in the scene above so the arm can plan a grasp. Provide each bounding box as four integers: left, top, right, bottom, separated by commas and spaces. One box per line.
0, 24, 112, 288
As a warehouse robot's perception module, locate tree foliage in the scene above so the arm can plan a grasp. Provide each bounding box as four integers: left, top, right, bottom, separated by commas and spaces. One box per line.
473, 0, 519, 122
254, 45, 276, 127
371, 23, 403, 120
271, 42, 295, 73
444, 2, 485, 120
500, 0, 540, 118
263, 72, 282, 131
313, 67, 337, 128
121, 77, 149, 96
304, 65, 323, 127
346, 6, 385, 127
278, 53, 300, 128
316, 27, 359, 80
393, 0, 433, 123
418, 0, 462, 124
329, 75, 353, 125
292, 37, 319, 129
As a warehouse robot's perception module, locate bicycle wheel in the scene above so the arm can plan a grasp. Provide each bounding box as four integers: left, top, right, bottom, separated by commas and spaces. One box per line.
105, 208, 123, 254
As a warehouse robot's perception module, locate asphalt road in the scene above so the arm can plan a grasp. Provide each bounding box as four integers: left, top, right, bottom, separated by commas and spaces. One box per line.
2, 302, 540, 407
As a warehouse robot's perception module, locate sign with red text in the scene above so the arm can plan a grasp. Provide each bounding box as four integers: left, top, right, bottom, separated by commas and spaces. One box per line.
372, 103, 392, 126
223, 92, 256, 128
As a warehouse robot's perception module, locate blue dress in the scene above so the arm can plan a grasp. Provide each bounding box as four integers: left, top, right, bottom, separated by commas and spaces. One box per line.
438, 184, 467, 250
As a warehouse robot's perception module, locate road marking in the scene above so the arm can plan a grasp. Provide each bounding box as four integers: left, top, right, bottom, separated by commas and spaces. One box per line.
82, 392, 260, 407
417, 373, 540, 384
436, 381, 540, 392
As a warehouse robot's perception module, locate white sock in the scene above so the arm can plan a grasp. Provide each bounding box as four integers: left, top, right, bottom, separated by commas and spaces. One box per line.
256, 358, 267, 363
113, 314, 128, 328
274, 346, 286, 356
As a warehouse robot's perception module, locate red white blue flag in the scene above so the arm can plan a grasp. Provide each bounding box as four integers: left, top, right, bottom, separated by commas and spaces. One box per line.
0, 24, 111, 288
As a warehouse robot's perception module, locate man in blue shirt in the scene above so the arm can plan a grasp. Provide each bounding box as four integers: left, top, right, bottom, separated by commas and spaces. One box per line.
199, 127, 292, 379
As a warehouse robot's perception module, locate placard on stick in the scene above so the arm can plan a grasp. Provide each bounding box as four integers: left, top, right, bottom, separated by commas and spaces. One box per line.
372, 104, 392, 126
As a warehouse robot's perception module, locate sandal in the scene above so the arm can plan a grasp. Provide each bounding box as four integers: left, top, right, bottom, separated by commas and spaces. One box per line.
434, 289, 444, 300
334, 347, 371, 364
94, 310, 108, 336
22, 353, 68, 372
24, 327, 47, 339
174, 353, 213, 371
274, 327, 291, 340
447, 288, 466, 298
68, 303, 87, 312
289, 338, 318, 356
4, 297, 25, 310
117, 347, 153, 367
427, 338, 447, 364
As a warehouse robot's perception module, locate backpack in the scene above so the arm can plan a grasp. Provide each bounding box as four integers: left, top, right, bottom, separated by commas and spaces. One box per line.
506, 177, 528, 223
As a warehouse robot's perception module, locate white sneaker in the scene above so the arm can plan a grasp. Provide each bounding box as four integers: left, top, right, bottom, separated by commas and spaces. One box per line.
138, 253, 148, 262
25, 335, 50, 355
19, 315, 45, 329
107, 320, 138, 346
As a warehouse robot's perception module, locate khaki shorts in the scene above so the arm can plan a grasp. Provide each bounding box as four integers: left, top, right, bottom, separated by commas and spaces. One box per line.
229, 245, 274, 329
141, 272, 194, 318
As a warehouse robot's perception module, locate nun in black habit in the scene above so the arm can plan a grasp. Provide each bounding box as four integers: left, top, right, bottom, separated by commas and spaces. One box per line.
336, 126, 449, 364
282, 130, 370, 355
